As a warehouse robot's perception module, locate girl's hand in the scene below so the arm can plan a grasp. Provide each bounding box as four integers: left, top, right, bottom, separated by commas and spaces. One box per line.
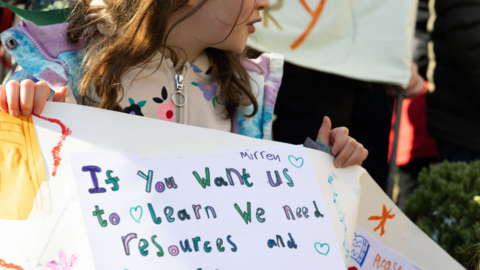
0, 80, 67, 116
317, 116, 369, 168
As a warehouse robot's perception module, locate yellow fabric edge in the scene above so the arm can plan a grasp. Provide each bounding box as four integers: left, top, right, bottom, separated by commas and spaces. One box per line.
0, 113, 47, 220
26, 115, 47, 215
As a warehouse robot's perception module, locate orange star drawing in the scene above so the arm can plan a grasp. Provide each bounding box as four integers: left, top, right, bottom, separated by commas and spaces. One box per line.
368, 204, 395, 236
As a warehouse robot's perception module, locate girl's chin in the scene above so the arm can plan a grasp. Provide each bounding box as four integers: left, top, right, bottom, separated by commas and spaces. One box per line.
210, 34, 248, 54
218, 44, 248, 55
230, 44, 248, 54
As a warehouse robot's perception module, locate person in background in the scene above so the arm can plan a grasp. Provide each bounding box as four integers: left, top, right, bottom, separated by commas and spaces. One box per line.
273, 63, 424, 191
273, 59, 398, 187
427, 0, 480, 162
393, 0, 438, 209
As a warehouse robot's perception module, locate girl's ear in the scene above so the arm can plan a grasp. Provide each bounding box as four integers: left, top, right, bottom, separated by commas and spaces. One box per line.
186, 0, 199, 7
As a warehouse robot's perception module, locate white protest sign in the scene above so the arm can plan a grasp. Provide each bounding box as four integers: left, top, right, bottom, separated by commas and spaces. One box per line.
0, 103, 463, 270
0, 103, 360, 269
349, 225, 421, 270
70, 146, 344, 269
248, 0, 418, 87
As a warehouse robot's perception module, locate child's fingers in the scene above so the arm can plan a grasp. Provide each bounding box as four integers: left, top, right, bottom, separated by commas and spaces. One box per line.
330, 127, 349, 156
20, 80, 35, 115
334, 137, 357, 168
0, 85, 8, 112
355, 148, 369, 166
53, 87, 67, 102
317, 116, 332, 146
342, 143, 365, 168
32, 82, 50, 115
6, 80, 20, 116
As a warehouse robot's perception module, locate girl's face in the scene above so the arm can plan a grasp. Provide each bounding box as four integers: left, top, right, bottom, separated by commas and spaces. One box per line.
185, 0, 269, 53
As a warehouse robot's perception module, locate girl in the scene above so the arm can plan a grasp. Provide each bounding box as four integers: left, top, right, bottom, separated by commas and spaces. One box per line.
0, 0, 368, 168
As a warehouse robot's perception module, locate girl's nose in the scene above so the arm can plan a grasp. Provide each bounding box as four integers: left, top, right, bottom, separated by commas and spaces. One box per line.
256, 0, 270, 11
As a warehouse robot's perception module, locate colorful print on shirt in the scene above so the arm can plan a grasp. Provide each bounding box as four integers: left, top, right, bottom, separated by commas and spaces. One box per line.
124, 98, 146, 116
153, 86, 175, 122
192, 82, 219, 102
191, 64, 203, 73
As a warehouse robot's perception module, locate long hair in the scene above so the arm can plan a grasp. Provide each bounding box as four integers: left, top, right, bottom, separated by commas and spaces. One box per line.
67, 0, 258, 118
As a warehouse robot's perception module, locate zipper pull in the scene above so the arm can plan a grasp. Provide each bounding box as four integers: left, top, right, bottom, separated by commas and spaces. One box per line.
172, 66, 187, 107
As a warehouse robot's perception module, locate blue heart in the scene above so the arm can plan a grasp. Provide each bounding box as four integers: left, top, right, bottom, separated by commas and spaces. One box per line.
314, 242, 330, 256
288, 155, 304, 168
130, 206, 143, 223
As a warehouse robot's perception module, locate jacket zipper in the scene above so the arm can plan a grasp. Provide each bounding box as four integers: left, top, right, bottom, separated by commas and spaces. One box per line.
171, 65, 187, 124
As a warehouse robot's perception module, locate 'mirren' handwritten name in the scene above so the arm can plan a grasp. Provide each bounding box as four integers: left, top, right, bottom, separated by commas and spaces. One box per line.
240, 150, 281, 162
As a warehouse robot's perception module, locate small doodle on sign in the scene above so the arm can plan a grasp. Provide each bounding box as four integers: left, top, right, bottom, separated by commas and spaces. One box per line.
328, 173, 350, 260
288, 155, 304, 168
314, 242, 330, 256
368, 205, 395, 237
45, 250, 78, 270
33, 114, 72, 177
130, 206, 143, 223
350, 232, 370, 267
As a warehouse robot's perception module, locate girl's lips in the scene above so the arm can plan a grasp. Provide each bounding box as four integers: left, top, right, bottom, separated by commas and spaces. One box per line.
248, 24, 256, 33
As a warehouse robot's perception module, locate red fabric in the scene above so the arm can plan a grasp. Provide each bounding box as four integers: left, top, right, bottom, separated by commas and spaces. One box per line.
0, 9, 14, 33
0, 9, 14, 69
0, 48, 11, 69
388, 82, 438, 166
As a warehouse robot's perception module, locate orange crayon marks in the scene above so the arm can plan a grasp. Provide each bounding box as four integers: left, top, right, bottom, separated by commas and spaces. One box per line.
0, 259, 24, 270
33, 114, 72, 177
290, 0, 327, 50
368, 204, 395, 237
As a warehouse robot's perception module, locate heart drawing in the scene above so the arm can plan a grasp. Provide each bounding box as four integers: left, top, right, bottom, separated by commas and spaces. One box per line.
315, 242, 330, 256
288, 155, 304, 168
130, 206, 143, 223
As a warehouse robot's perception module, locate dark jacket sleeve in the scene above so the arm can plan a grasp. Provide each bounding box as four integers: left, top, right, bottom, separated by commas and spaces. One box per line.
432, 0, 480, 94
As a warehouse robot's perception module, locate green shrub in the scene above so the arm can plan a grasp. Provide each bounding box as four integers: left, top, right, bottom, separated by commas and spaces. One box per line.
404, 161, 480, 269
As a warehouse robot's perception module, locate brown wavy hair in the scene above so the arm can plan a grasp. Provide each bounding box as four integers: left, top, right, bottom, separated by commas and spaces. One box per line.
67, 0, 258, 118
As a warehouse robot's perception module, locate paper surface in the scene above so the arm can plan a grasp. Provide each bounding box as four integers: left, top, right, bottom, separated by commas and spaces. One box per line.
0, 103, 464, 269
348, 225, 421, 270
70, 146, 345, 269
248, 0, 418, 87
22, 103, 361, 268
